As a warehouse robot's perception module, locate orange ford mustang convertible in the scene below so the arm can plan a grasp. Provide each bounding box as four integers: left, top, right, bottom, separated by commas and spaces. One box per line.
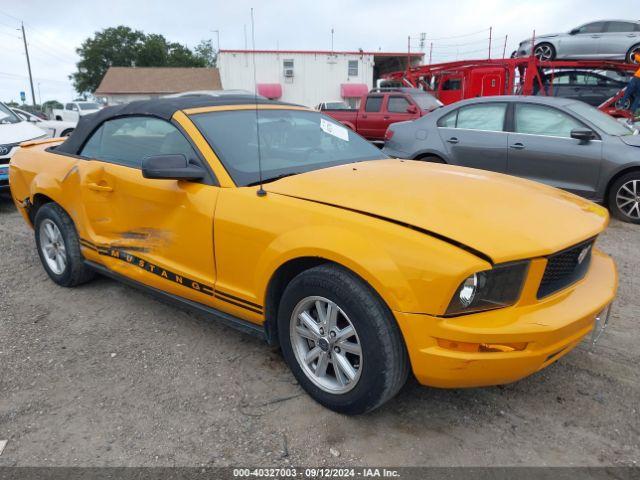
9, 95, 617, 414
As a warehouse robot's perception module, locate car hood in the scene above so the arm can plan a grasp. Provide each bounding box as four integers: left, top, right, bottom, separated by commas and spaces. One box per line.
521, 33, 559, 43
619, 133, 640, 147
0, 121, 46, 145
266, 160, 609, 263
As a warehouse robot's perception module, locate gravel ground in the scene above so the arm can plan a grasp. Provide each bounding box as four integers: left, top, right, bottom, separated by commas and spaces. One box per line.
0, 192, 638, 467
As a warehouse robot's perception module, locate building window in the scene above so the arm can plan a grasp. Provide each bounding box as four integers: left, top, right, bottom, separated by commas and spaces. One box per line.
283, 59, 294, 78
348, 60, 358, 77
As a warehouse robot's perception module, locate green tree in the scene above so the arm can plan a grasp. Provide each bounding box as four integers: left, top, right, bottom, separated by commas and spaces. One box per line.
71, 26, 214, 94
194, 39, 217, 67
42, 100, 63, 111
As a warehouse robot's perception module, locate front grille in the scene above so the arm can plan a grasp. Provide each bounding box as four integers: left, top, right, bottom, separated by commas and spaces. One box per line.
537, 239, 594, 299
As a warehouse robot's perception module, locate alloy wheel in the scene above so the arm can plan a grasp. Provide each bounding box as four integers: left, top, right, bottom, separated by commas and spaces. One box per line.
39, 219, 67, 275
616, 180, 640, 220
289, 296, 362, 394
534, 44, 553, 61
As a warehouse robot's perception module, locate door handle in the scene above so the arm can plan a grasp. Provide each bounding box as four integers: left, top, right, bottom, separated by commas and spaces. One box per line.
447, 137, 459, 144
87, 182, 113, 192
383, 116, 391, 120
509, 143, 525, 150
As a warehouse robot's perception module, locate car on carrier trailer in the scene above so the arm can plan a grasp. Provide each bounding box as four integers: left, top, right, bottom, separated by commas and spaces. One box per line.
9, 95, 617, 414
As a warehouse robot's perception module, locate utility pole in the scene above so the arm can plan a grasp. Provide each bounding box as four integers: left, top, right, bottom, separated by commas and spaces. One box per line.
20, 22, 37, 108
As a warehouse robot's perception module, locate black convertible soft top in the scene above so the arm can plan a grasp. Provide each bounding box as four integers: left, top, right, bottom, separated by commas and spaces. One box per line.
55, 94, 293, 155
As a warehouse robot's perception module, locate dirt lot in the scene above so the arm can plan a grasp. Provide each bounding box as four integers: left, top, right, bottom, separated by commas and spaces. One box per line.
0, 192, 638, 467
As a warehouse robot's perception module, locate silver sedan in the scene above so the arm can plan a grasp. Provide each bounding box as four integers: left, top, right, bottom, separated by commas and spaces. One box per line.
382, 96, 640, 223
516, 20, 640, 63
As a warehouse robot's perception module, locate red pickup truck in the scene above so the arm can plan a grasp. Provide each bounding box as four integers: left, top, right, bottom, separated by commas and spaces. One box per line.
322, 88, 442, 142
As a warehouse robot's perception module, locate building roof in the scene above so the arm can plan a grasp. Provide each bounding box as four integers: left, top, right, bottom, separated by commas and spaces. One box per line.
94, 67, 222, 95
219, 49, 424, 58
54, 94, 294, 155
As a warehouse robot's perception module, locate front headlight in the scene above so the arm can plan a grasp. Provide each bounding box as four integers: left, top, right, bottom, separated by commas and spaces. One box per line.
446, 261, 529, 316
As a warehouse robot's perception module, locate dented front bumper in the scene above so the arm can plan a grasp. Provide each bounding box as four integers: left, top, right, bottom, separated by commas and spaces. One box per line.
394, 248, 617, 388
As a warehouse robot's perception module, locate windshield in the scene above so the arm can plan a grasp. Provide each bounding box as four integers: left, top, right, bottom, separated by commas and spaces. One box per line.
191, 109, 387, 186
0, 103, 22, 124
413, 93, 443, 111
566, 102, 636, 136
79, 103, 100, 110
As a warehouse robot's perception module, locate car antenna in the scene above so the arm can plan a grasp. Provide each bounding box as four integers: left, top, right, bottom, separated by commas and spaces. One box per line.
251, 7, 266, 197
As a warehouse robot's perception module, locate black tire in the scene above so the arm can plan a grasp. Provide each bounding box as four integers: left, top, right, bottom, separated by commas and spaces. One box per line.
416, 154, 445, 164
34, 203, 95, 286
626, 44, 640, 64
534, 42, 556, 61
55, 116, 62, 121
277, 264, 409, 414
60, 128, 74, 137
607, 171, 640, 224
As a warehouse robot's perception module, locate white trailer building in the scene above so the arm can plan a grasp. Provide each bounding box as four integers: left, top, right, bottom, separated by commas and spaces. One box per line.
218, 49, 424, 108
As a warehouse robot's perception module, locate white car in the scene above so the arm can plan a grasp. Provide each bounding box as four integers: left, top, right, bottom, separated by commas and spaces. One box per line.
52, 101, 102, 123
12, 108, 75, 138
0, 102, 48, 191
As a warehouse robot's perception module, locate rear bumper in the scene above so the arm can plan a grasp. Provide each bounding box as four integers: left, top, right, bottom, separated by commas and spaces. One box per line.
394, 248, 617, 388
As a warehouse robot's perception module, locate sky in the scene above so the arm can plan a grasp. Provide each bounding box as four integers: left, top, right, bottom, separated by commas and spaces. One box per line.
0, 0, 637, 104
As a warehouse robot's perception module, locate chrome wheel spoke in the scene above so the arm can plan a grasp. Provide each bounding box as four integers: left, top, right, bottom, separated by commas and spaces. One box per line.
315, 352, 329, 377
39, 219, 67, 275
334, 325, 355, 342
338, 340, 361, 356
304, 346, 322, 365
334, 353, 356, 382
298, 311, 321, 339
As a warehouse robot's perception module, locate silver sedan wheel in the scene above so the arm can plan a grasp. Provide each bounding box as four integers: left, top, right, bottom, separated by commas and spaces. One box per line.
534, 44, 554, 61
616, 180, 640, 220
630, 46, 640, 64
289, 296, 362, 394
39, 219, 67, 275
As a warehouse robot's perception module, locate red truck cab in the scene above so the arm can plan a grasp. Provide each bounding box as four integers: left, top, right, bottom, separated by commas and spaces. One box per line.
323, 88, 442, 142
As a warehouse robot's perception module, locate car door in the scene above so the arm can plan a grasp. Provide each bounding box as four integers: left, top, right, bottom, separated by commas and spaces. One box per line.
437, 102, 509, 172
598, 21, 640, 59
507, 102, 602, 198
357, 95, 385, 140
558, 21, 606, 58
76, 115, 220, 305
384, 95, 421, 130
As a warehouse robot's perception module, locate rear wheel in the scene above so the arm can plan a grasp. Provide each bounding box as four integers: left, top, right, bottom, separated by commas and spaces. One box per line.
34, 203, 95, 286
60, 128, 74, 137
277, 264, 409, 414
608, 172, 640, 224
626, 44, 640, 64
534, 42, 556, 61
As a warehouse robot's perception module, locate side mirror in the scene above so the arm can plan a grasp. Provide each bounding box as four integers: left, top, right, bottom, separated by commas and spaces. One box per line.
570, 128, 596, 141
142, 154, 205, 181
569, 28, 580, 35
406, 105, 419, 114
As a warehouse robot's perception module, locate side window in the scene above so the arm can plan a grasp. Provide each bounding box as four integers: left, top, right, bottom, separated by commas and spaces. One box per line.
65, 103, 74, 110
364, 96, 383, 112
387, 96, 411, 113
437, 110, 457, 127
606, 22, 637, 33
577, 22, 605, 34
80, 116, 198, 168
456, 103, 507, 132
441, 78, 462, 91
514, 104, 583, 138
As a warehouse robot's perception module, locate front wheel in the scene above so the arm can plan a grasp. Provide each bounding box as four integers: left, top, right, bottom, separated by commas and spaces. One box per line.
608, 172, 640, 224
34, 203, 96, 286
277, 264, 409, 414
534, 42, 556, 61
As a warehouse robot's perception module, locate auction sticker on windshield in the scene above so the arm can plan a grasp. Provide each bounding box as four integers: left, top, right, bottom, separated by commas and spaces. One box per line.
320, 118, 349, 141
